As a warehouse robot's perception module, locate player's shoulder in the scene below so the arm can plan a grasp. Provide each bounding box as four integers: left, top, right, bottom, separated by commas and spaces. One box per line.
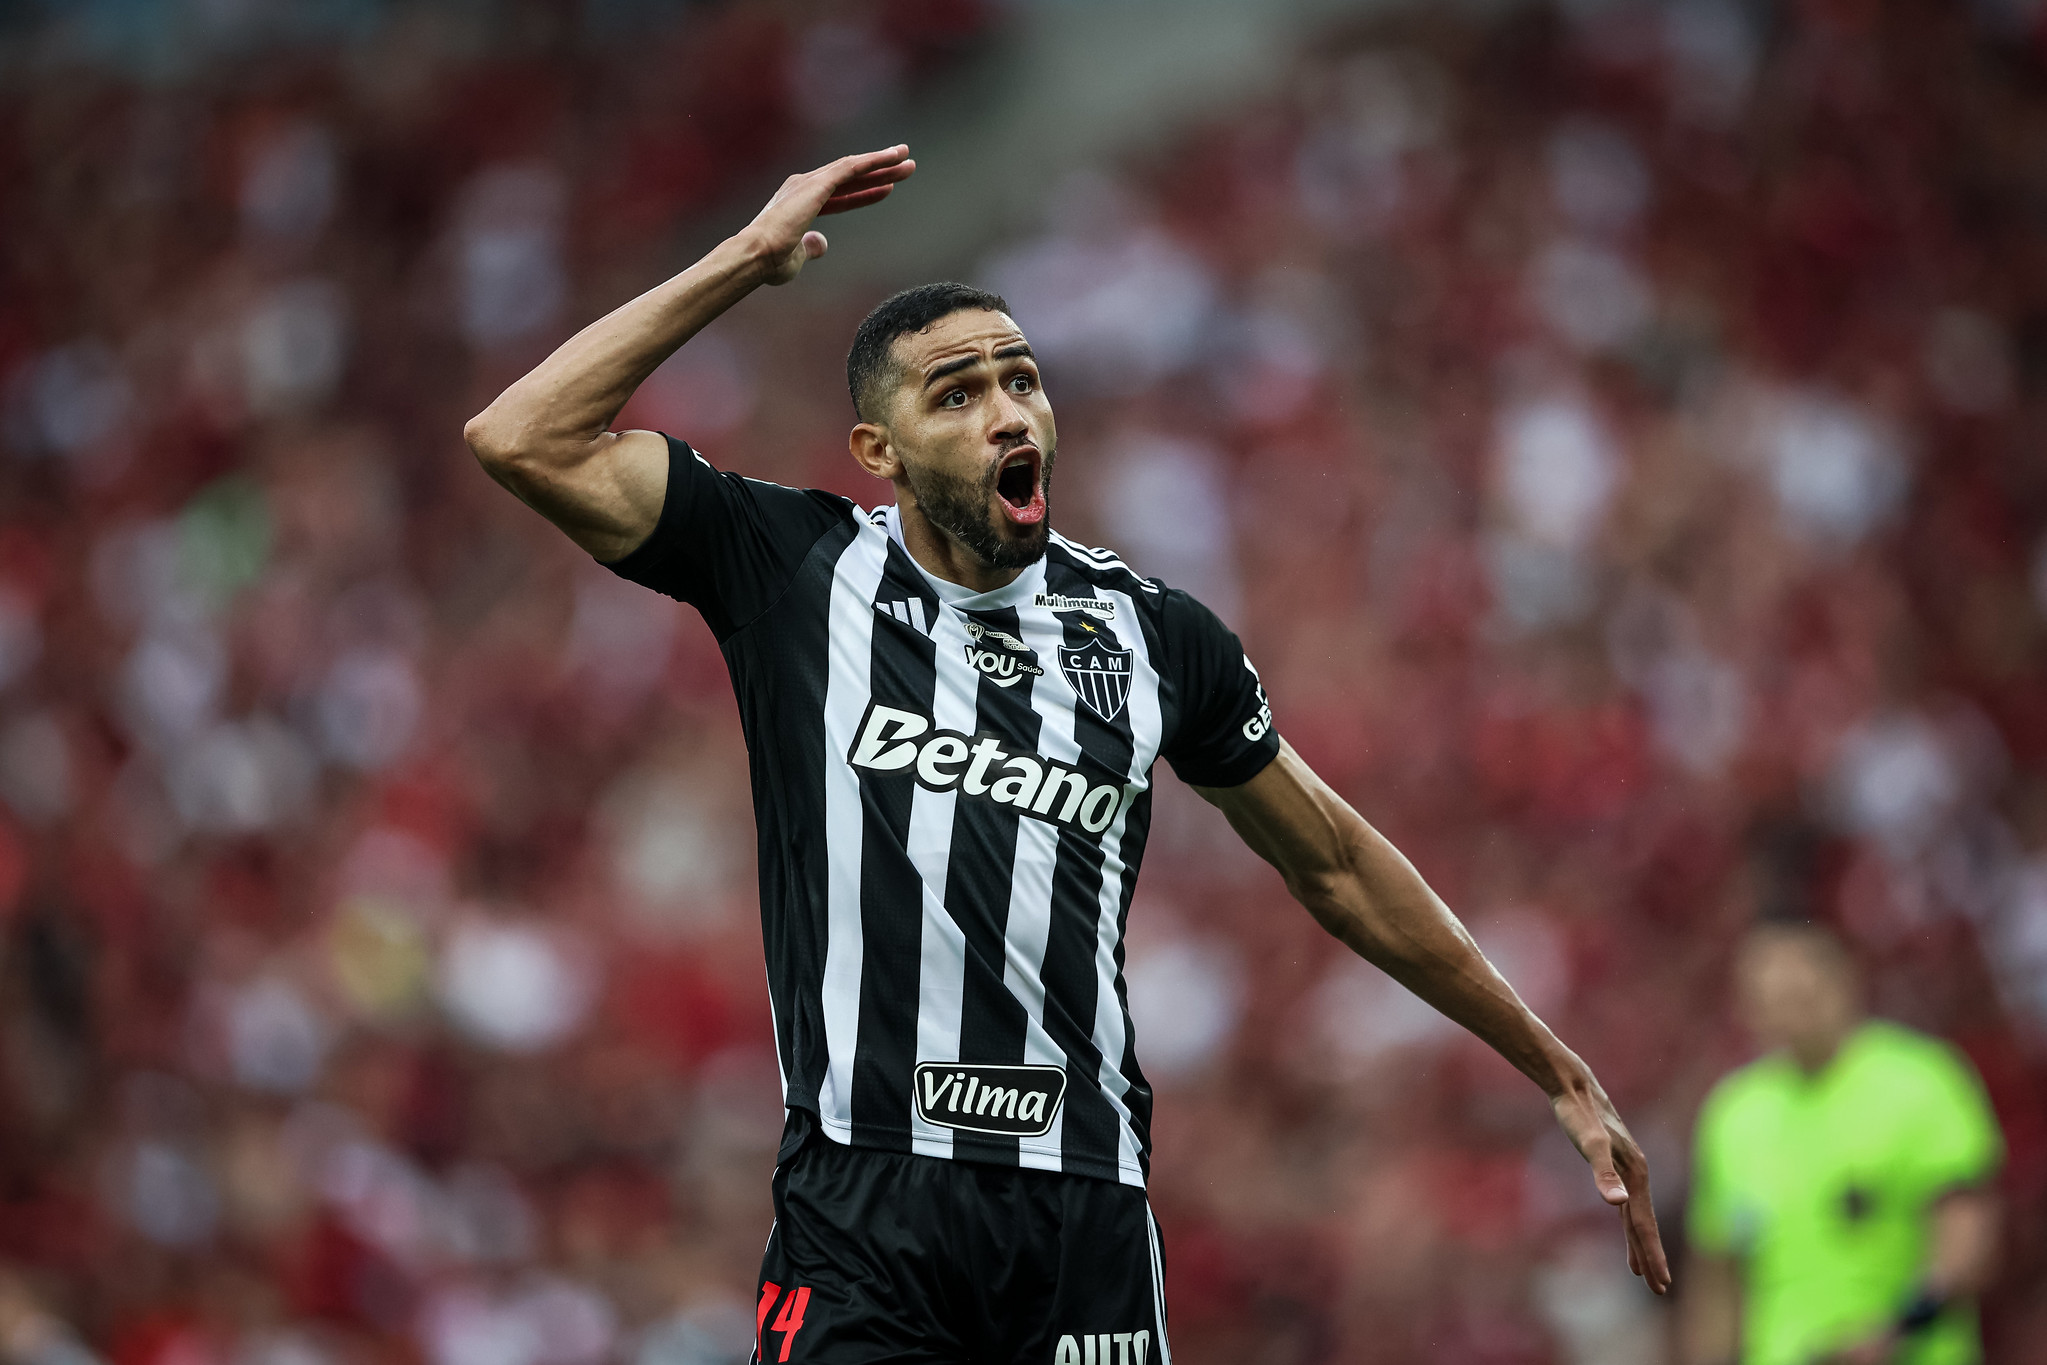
1699, 1052, 1798, 1132
678, 437, 858, 514
1042, 531, 1237, 639
1045, 530, 1165, 601
1847, 1020, 1980, 1090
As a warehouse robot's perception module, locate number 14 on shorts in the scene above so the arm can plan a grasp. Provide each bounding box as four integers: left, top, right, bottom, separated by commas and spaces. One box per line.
754, 1282, 810, 1362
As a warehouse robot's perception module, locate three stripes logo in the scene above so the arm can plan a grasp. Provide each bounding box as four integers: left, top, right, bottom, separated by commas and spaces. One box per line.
875, 598, 929, 634
1059, 637, 1133, 721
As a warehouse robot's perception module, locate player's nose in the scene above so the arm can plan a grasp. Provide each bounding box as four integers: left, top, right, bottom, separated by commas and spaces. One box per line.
987, 387, 1029, 443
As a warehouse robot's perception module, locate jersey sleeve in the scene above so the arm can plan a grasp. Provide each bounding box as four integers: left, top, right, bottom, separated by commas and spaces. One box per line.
602, 434, 846, 641
1903, 1042, 2004, 1199
1156, 587, 1280, 788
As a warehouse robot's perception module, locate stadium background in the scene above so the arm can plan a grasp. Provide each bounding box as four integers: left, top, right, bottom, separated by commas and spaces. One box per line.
2, 0, 2046, 1360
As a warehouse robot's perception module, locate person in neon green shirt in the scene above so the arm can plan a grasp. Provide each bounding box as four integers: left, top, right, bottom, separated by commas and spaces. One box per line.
1681, 922, 2003, 1365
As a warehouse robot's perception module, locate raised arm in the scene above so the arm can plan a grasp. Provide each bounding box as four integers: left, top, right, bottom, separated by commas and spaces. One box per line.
463, 145, 915, 561
1196, 740, 1673, 1295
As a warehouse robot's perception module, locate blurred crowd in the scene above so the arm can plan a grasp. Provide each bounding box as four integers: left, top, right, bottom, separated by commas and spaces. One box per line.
4, 1, 2047, 1363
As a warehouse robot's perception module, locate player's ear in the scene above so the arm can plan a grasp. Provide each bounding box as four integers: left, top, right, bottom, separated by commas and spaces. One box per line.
849, 422, 898, 481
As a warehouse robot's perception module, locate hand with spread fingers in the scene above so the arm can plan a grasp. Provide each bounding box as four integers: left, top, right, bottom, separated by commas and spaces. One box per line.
462, 142, 916, 560
1553, 1075, 1673, 1295
744, 144, 918, 286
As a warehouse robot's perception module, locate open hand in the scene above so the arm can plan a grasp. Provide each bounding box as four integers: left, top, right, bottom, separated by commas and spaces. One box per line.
742, 145, 917, 286
1552, 1074, 1673, 1294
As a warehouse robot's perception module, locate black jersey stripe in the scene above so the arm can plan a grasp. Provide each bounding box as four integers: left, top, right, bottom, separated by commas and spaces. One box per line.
746, 516, 860, 1122
1098, 579, 1167, 1177
849, 550, 947, 1151
1050, 562, 1163, 1179
818, 526, 894, 1142
1107, 585, 1177, 1173
1022, 562, 1133, 1179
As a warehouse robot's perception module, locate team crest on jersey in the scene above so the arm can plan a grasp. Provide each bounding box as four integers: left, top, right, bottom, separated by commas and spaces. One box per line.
962, 618, 1043, 688
1059, 636, 1133, 721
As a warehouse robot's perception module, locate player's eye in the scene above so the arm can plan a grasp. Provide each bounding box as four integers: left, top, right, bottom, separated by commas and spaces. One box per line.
1008, 374, 1034, 394
939, 389, 968, 408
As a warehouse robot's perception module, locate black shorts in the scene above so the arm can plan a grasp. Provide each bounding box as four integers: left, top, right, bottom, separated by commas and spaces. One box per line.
752, 1134, 1171, 1364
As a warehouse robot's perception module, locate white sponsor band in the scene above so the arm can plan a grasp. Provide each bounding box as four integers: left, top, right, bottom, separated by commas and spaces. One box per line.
848, 704, 1138, 837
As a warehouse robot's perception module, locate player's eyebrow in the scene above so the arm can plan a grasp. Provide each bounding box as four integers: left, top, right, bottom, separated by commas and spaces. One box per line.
922, 342, 1033, 388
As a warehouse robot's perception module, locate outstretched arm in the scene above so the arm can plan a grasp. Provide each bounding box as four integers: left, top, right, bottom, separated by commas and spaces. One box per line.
463, 145, 915, 561
1196, 740, 1673, 1294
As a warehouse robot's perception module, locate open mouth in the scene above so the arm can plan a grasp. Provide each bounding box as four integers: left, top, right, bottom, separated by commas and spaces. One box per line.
995, 447, 1046, 526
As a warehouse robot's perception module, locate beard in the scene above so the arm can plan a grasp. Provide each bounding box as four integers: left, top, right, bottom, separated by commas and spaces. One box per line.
904, 444, 1057, 571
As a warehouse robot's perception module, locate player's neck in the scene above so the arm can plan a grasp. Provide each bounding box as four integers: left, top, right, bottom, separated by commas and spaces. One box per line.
896, 502, 1026, 595
1788, 1017, 1861, 1075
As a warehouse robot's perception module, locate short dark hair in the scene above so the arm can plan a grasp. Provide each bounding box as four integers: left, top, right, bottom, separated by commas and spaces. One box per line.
846, 282, 1010, 422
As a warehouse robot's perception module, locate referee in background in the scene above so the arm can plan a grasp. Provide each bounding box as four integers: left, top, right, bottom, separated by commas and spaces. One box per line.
1681, 921, 2003, 1365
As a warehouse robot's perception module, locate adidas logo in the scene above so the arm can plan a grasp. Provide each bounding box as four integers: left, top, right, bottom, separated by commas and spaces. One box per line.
875, 599, 930, 634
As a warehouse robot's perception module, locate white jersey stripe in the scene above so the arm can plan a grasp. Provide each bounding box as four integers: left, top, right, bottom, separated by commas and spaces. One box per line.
905, 602, 981, 1158
1145, 1205, 1174, 1364
1006, 603, 1089, 1170
817, 526, 893, 1139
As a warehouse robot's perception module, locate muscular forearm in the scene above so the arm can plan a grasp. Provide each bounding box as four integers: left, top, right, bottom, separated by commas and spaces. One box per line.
460, 147, 909, 560
1212, 747, 1580, 1094
465, 233, 771, 469
1202, 742, 1671, 1291
1304, 816, 1584, 1090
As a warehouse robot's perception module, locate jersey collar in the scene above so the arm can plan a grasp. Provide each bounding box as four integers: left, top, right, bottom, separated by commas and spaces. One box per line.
877, 504, 1049, 612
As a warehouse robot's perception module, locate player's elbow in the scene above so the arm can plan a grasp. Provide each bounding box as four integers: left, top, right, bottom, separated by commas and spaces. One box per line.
466, 404, 599, 488
463, 406, 529, 474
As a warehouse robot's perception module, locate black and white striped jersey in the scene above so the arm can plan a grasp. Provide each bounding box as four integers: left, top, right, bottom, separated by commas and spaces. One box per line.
608, 437, 1279, 1187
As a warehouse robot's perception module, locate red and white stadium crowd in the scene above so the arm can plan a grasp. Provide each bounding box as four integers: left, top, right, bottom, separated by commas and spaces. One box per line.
1, 1, 2045, 1362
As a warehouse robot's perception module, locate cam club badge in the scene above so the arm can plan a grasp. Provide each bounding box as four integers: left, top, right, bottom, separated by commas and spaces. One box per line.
1058, 636, 1133, 721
